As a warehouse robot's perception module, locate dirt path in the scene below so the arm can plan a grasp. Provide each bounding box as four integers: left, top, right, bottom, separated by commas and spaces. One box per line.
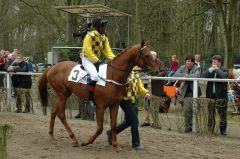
1, 112, 240, 159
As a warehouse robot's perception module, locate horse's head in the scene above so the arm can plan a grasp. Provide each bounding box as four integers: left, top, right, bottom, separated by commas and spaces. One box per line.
134, 40, 160, 74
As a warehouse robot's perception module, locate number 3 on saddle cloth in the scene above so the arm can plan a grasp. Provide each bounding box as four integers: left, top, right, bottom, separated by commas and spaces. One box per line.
67, 64, 107, 86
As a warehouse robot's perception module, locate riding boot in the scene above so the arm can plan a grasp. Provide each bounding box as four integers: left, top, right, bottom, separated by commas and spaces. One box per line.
88, 80, 97, 107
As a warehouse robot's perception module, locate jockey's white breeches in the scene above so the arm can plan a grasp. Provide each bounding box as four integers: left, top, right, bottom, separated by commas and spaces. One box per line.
82, 56, 98, 81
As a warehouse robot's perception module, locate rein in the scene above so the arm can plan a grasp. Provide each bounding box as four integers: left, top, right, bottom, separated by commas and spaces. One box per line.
108, 61, 131, 73
104, 45, 150, 86
108, 45, 149, 73
98, 75, 129, 86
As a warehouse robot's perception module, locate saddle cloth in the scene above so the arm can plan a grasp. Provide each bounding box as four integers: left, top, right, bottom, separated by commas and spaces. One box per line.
68, 64, 107, 86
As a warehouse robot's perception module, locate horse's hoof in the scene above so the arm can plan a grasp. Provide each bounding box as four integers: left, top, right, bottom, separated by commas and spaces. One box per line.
113, 145, 122, 152
72, 141, 79, 147
81, 142, 87, 147
49, 135, 55, 140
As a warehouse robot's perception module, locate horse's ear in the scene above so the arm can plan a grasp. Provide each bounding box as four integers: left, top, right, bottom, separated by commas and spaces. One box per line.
145, 40, 149, 46
141, 40, 145, 48
140, 39, 150, 48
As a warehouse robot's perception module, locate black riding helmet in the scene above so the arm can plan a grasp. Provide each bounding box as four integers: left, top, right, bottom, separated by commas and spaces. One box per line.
92, 16, 108, 28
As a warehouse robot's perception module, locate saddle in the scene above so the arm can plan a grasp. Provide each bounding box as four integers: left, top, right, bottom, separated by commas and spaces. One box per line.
67, 64, 107, 86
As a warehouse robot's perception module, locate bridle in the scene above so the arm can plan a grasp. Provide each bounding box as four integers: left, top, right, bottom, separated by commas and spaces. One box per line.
135, 46, 150, 72
108, 45, 150, 73
103, 45, 154, 86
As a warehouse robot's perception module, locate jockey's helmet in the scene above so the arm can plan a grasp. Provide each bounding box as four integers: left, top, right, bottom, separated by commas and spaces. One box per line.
92, 16, 108, 28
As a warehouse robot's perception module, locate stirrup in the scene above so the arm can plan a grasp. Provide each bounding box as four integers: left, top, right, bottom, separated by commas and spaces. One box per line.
88, 100, 96, 108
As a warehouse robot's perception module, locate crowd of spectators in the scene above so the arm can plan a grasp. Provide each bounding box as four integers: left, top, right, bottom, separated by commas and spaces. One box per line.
139, 52, 240, 137
0, 48, 33, 113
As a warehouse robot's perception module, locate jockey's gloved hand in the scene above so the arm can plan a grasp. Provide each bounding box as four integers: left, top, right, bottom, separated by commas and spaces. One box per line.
94, 60, 101, 68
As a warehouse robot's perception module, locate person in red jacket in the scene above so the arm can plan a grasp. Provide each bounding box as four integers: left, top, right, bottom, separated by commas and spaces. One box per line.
166, 55, 179, 85
0, 50, 6, 88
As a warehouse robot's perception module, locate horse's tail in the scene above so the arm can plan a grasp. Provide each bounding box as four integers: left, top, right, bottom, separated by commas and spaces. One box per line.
38, 68, 50, 109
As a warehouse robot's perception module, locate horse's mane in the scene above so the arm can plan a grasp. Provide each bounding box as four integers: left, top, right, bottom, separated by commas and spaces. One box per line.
115, 46, 133, 58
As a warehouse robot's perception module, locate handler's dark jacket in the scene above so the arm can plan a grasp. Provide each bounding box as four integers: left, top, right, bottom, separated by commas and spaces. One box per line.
11, 61, 32, 89
202, 66, 228, 99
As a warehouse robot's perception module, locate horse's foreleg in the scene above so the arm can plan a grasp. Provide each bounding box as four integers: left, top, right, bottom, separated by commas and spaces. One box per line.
81, 106, 105, 146
57, 100, 79, 147
109, 105, 121, 151
49, 104, 59, 139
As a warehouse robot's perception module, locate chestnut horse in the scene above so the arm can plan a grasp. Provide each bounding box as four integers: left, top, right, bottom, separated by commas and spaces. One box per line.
38, 40, 159, 151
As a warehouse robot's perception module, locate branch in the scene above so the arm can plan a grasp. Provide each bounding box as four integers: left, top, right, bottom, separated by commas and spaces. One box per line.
18, 0, 64, 36
202, 0, 215, 4
18, 0, 40, 14
176, 6, 213, 31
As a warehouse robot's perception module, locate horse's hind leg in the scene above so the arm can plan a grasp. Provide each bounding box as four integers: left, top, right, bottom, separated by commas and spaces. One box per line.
109, 105, 121, 151
56, 97, 79, 147
49, 103, 59, 139
81, 105, 105, 146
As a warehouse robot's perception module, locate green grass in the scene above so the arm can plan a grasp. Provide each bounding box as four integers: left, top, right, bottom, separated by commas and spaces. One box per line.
227, 111, 240, 124
0, 124, 11, 159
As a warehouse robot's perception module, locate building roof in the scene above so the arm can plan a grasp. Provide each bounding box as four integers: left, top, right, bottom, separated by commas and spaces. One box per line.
53, 4, 132, 18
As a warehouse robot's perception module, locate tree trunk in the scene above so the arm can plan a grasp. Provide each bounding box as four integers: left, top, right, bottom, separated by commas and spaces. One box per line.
134, 0, 141, 43
215, 0, 228, 66
216, 0, 236, 67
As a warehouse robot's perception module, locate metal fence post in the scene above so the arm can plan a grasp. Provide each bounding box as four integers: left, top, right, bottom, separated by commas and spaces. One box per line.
192, 80, 198, 132
6, 73, 11, 111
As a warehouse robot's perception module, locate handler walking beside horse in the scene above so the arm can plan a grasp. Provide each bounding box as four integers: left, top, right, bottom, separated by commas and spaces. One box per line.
107, 66, 150, 150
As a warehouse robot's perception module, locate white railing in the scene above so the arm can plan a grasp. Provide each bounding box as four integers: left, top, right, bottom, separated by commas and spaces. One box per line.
142, 76, 239, 98
1, 71, 239, 101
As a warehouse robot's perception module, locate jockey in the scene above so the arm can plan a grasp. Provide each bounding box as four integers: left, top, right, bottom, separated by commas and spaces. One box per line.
82, 16, 116, 106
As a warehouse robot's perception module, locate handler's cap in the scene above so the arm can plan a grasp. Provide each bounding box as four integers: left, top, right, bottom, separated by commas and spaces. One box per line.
150, 51, 157, 56
151, 51, 157, 60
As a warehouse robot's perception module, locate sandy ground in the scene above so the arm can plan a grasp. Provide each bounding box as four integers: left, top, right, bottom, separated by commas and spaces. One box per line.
1, 111, 240, 159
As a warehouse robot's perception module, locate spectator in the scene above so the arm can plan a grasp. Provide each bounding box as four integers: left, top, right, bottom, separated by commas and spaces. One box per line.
194, 54, 201, 67
166, 55, 179, 85
5, 53, 15, 69
0, 50, 6, 88
26, 58, 33, 72
4, 49, 10, 59
5, 53, 16, 96
194, 54, 202, 73
106, 66, 150, 150
7, 54, 32, 113
232, 76, 240, 112
141, 51, 168, 126
202, 55, 228, 135
173, 55, 201, 133
12, 48, 19, 59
